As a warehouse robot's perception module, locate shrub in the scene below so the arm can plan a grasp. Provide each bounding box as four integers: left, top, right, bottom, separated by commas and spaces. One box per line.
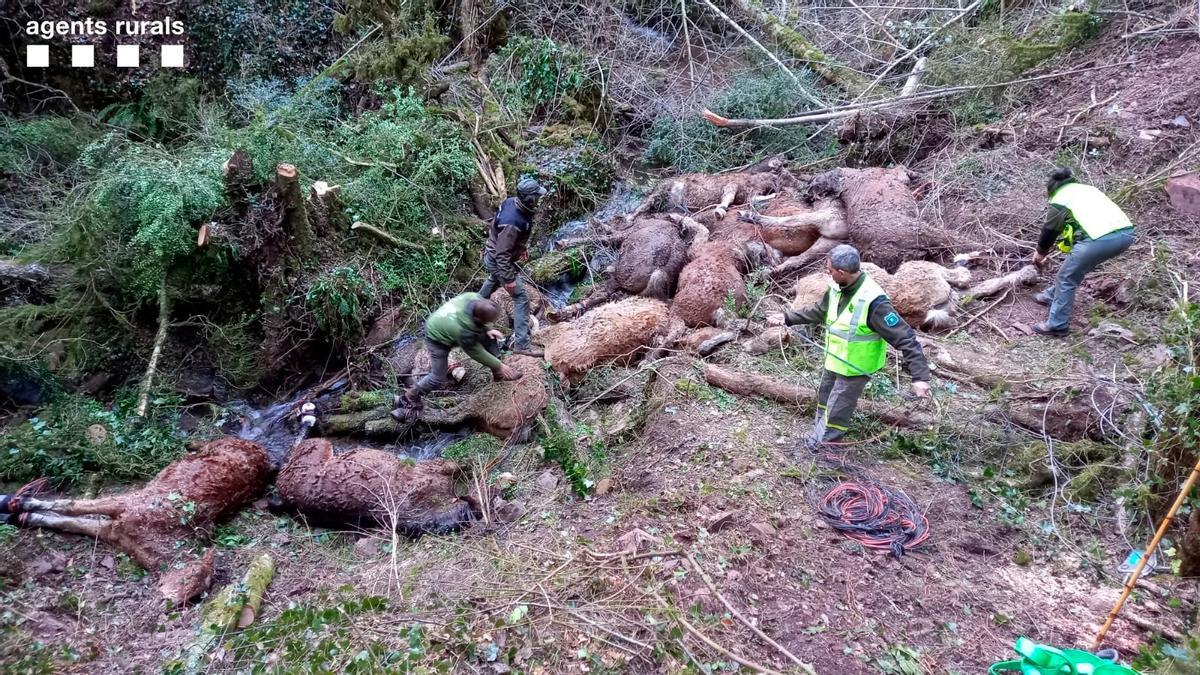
520, 127, 614, 217
304, 266, 378, 343
0, 391, 185, 488
0, 116, 99, 176
76, 139, 228, 298
644, 71, 834, 173
491, 37, 603, 123
443, 434, 503, 464
188, 0, 339, 80
339, 89, 475, 231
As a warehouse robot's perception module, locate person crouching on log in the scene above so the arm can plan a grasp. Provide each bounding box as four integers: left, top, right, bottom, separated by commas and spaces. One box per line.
768, 245, 931, 447
479, 177, 547, 357
392, 294, 521, 420
1031, 167, 1135, 337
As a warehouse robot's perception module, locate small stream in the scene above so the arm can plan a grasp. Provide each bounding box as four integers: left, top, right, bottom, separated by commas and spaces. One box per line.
224, 374, 467, 468
539, 184, 641, 308
219, 183, 643, 465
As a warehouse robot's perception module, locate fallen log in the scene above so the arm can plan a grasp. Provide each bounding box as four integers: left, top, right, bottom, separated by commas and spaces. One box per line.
963, 264, 1041, 300
321, 355, 549, 440
351, 221, 428, 252
178, 553, 275, 672
703, 364, 936, 430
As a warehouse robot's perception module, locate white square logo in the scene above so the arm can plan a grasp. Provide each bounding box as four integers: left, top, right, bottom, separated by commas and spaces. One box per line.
116, 44, 139, 68
160, 44, 184, 68
71, 45, 95, 68
26, 45, 49, 68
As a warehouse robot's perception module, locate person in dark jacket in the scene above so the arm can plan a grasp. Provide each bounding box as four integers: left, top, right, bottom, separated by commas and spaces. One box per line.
768, 245, 931, 446
479, 178, 547, 356
391, 293, 520, 419
1031, 167, 1135, 336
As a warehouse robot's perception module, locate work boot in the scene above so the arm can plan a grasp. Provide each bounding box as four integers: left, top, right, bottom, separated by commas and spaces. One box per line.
1033, 291, 1053, 306
1032, 321, 1069, 337
511, 343, 544, 357
389, 390, 423, 421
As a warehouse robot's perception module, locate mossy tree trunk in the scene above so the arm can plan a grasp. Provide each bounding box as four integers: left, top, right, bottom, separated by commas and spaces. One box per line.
724, 0, 870, 96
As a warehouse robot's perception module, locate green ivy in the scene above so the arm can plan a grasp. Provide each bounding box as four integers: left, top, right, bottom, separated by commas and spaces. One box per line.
0, 390, 185, 488
305, 266, 378, 343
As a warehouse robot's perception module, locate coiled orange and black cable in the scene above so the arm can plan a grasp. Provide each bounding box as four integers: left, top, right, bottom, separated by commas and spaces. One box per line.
817, 481, 930, 557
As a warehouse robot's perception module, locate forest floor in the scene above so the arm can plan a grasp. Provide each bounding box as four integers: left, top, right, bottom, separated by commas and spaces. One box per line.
2, 14, 1199, 675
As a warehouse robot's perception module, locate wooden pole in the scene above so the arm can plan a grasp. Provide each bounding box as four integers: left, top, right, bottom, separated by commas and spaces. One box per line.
1092, 455, 1200, 650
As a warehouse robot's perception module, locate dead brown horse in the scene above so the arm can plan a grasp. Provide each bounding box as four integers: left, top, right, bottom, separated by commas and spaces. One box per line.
274, 438, 477, 533
3, 437, 269, 604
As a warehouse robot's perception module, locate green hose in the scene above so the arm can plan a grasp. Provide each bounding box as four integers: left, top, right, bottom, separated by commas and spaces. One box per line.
989, 637, 1141, 674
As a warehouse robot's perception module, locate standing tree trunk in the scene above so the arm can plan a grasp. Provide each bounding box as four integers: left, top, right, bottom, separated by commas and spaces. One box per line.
136, 278, 171, 417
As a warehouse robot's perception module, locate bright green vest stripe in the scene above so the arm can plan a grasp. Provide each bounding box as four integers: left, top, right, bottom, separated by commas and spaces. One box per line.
1049, 183, 1133, 242
824, 275, 888, 377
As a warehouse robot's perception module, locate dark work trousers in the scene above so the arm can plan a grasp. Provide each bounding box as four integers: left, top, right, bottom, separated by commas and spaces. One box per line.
1044, 229, 1135, 331
811, 369, 870, 444
412, 337, 500, 396
479, 271, 531, 348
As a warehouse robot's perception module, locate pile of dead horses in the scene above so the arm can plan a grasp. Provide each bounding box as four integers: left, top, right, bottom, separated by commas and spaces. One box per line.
1, 160, 1061, 605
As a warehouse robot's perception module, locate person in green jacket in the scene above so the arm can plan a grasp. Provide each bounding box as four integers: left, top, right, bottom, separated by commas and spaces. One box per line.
1031, 167, 1135, 336
391, 293, 520, 419
768, 245, 930, 446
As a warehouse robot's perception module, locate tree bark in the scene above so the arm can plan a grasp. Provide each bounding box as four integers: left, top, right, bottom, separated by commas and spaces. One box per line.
305, 181, 344, 236
275, 163, 315, 258
136, 278, 171, 418
723, 0, 870, 96
703, 364, 936, 430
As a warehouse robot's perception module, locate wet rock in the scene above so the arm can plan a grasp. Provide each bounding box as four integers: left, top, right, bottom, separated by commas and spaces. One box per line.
1166, 173, 1200, 216
535, 470, 559, 492
494, 472, 517, 490
353, 537, 381, 558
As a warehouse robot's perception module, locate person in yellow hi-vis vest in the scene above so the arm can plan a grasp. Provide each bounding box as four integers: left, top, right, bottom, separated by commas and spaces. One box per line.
1032, 167, 1135, 336
768, 245, 931, 447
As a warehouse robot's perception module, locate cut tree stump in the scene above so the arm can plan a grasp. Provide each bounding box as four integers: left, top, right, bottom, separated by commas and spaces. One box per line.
306, 181, 344, 235
275, 163, 315, 256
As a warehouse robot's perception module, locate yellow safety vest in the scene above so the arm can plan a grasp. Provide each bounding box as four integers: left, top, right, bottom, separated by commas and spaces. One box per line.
824, 275, 887, 377
1048, 183, 1133, 253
